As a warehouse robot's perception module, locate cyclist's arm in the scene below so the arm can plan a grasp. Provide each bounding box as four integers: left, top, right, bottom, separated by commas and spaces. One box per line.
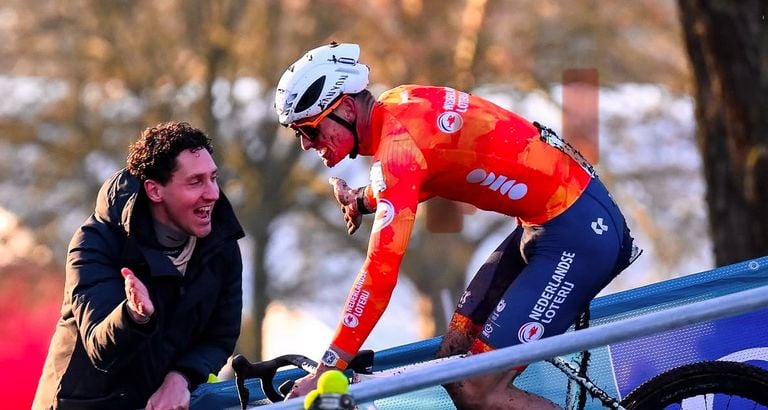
357, 182, 434, 212
326, 137, 427, 368
358, 184, 377, 213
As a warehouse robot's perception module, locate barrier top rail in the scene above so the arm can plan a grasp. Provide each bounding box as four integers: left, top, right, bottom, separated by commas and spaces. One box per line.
263, 283, 768, 409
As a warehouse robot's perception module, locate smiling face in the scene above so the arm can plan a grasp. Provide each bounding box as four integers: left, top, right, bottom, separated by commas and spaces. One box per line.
299, 120, 356, 168
292, 96, 356, 168
144, 148, 219, 238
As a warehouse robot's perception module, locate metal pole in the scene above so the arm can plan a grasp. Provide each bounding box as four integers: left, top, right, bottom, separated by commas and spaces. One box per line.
263, 285, 768, 409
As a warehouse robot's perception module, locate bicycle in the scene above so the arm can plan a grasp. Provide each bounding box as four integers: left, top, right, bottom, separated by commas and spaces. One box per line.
231, 350, 768, 409
231, 313, 768, 410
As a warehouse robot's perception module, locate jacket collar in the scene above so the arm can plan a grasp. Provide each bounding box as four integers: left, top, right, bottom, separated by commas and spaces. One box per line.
97, 169, 244, 276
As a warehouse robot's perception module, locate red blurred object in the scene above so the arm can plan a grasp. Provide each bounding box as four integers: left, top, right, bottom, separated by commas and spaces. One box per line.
563, 68, 600, 165
0, 272, 62, 410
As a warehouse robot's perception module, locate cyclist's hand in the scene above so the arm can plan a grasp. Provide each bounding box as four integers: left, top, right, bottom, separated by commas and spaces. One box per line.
285, 370, 321, 400
145, 371, 190, 410
121, 267, 154, 324
329, 177, 363, 235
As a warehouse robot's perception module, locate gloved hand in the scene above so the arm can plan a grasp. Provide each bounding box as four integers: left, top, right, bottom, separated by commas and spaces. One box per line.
328, 177, 369, 235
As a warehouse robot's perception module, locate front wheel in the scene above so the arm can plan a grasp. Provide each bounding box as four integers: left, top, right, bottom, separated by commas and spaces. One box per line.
621, 361, 768, 409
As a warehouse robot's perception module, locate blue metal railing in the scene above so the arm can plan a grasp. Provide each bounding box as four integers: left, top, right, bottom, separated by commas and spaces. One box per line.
264, 284, 768, 409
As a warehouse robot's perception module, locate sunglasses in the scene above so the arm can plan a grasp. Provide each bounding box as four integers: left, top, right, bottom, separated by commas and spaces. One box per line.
289, 97, 345, 141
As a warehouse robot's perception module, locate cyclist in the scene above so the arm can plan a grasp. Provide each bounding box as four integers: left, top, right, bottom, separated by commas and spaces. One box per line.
274, 42, 639, 409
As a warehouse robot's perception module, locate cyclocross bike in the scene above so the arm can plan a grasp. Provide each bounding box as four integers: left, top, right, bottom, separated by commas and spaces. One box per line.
231, 311, 768, 409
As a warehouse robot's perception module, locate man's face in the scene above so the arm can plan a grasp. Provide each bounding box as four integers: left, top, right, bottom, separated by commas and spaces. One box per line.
147, 148, 219, 238
291, 97, 353, 168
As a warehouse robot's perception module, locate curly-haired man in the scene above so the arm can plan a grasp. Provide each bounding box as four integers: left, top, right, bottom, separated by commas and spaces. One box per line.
34, 122, 245, 410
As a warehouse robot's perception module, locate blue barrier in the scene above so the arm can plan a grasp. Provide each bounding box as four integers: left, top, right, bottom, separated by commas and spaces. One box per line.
192, 256, 768, 409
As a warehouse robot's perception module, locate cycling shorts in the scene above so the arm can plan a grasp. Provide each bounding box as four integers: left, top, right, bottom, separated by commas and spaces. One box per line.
456, 177, 636, 351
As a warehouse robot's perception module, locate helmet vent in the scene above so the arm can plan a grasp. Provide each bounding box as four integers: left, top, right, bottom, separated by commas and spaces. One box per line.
295, 76, 326, 114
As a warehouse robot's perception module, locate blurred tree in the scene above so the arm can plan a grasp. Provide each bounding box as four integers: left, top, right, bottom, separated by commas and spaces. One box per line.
0, 0, 700, 362
677, 0, 768, 265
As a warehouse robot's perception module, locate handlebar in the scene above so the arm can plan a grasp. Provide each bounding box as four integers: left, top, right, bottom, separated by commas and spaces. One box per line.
232, 353, 317, 407
231, 350, 375, 408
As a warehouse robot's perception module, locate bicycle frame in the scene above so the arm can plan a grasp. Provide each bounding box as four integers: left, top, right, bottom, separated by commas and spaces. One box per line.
232, 348, 624, 409
351, 353, 625, 410
548, 356, 623, 410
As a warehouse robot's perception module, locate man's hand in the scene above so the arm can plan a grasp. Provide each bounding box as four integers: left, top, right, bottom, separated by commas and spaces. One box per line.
145, 371, 190, 410
329, 177, 364, 235
121, 267, 154, 324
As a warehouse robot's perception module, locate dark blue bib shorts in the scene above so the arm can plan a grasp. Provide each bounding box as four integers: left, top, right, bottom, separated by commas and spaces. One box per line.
457, 178, 636, 348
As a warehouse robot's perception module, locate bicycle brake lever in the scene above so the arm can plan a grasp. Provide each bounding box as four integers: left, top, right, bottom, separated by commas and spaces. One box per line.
348, 349, 375, 374
280, 354, 318, 373
232, 355, 253, 410
232, 353, 318, 405
279, 379, 295, 397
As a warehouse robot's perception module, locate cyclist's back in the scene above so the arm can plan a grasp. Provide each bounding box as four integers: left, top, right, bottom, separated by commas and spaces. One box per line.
372, 84, 592, 225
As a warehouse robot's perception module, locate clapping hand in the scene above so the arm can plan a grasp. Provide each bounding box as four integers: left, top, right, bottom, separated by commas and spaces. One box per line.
121, 267, 154, 324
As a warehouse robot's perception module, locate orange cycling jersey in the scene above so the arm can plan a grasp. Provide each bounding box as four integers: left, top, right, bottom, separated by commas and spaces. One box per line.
330, 85, 593, 360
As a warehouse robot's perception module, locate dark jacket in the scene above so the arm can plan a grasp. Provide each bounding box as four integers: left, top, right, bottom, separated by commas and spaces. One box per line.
33, 169, 245, 410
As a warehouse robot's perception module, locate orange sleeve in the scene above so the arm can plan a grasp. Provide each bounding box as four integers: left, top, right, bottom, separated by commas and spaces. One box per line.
330, 132, 427, 359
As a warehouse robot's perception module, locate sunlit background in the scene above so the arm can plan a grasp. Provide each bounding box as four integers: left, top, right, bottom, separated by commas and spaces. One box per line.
2, 1, 764, 408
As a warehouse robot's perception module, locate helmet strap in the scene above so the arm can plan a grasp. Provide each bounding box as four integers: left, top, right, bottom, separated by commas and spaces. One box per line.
328, 112, 360, 159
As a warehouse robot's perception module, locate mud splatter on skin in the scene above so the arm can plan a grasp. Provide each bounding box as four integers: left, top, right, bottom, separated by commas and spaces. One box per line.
437, 328, 474, 358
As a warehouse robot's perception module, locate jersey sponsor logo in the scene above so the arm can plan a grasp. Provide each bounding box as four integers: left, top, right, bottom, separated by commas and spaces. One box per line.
369, 161, 387, 193
528, 251, 576, 324
481, 323, 494, 338
490, 297, 508, 322
518, 322, 545, 343
442, 87, 469, 112
437, 112, 463, 134
591, 217, 608, 235
466, 168, 528, 200
343, 271, 370, 329
458, 290, 472, 309
343, 313, 359, 328
371, 199, 395, 233
485, 297, 507, 338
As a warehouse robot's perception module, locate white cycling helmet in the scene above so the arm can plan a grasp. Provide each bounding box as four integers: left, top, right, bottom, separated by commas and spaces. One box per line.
275, 42, 370, 126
